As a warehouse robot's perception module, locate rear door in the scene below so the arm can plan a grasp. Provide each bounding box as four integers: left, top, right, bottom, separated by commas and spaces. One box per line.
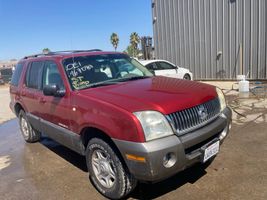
154, 61, 179, 78
21, 61, 45, 131
10, 62, 25, 113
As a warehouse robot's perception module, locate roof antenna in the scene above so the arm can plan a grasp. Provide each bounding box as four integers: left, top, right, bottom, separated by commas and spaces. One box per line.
70, 33, 76, 73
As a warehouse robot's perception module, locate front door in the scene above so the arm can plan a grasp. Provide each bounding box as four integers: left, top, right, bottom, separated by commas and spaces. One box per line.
38, 61, 80, 152
154, 61, 178, 78
38, 61, 69, 128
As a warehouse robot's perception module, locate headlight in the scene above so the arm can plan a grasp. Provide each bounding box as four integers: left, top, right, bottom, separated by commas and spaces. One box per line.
216, 87, 226, 111
133, 111, 174, 141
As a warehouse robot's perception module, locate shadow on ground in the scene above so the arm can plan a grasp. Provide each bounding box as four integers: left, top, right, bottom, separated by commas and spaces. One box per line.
129, 162, 211, 199
40, 136, 88, 172
39, 135, 212, 199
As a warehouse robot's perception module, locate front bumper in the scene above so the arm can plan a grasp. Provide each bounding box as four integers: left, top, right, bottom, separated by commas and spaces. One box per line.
113, 107, 232, 182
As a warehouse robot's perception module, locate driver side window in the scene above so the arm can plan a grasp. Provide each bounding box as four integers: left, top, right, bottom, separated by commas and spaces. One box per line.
43, 61, 65, 90
146, 63, 158, 71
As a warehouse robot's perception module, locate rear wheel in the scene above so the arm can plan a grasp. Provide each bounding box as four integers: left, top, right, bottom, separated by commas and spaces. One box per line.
19, 110, 41, 143
183, 74, 191, 80
86, 138, 136, 199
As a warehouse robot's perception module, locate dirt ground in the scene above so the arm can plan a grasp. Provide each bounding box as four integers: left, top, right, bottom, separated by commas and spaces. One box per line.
0, 82, 266, 200
0, 85, 15, 123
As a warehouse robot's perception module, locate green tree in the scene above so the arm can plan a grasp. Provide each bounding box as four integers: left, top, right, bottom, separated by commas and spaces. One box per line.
110, 33, 119, 51
124, 45, 142, 58
124, 45, 135, 57
42, 48, 51, 54
130, 32, 140, 57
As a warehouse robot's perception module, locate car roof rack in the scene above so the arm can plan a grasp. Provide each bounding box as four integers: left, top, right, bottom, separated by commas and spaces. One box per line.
23, 49, 102, 59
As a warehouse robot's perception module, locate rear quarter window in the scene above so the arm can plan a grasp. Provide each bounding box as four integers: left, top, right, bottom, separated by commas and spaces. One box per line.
11, 63, 24, 86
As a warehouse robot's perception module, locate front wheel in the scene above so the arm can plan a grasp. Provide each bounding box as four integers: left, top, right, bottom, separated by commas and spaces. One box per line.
19, 110, 41, 143
86, 138, 136, 199
183, 74, 191, 80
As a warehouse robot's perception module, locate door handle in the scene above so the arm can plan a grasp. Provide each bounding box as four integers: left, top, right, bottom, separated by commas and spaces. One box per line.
39, 98, 46, 104
21, 91, 26, 96
21, 85, 27, 96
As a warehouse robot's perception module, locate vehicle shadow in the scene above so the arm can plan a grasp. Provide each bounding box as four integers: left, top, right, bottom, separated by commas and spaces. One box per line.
40, 135, 211, 199
40, 136, 88, 172
129, 162, 210, 199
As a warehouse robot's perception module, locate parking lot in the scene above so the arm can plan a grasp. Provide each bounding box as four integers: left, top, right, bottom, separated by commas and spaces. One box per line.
0, 82, 267, 200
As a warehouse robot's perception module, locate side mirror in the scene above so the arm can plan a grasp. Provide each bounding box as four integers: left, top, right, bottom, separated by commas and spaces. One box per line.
175, 66, 178, 73
43, 84, 65, 97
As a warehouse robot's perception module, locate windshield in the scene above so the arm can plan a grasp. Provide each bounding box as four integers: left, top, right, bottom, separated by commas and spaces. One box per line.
62, 53, 153, 90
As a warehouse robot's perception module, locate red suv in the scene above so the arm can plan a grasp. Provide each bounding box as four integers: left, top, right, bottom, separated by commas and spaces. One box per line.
10, 50, 232, 199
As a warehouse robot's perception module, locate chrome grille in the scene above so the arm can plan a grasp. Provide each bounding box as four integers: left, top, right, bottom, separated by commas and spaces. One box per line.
167, 98, 221, 136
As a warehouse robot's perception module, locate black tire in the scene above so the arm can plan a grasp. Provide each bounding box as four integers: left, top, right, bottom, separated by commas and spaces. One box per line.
86, 138, 136, 199
183, 74, 191, 80
18, 110, 41, 143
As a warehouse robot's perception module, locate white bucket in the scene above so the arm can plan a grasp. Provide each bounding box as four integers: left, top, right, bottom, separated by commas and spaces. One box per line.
239, 80, 249, 92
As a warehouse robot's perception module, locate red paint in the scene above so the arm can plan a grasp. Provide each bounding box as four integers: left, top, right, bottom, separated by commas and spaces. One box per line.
10, 52, 217, 143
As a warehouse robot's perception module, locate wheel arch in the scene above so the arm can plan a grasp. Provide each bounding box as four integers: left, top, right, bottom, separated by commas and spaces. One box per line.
14, 103, 25, 117
80, 127, 125, 162
183, 73, 191, 80
80, 126, 132, 173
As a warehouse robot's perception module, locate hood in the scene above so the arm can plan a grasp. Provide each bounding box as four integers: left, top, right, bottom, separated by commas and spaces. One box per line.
77, 76, 217, 114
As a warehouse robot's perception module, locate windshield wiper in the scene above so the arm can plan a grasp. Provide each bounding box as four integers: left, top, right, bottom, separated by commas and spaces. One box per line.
87, 81, 120, 88
118, 76, 150, 82
79, 76, 150, 90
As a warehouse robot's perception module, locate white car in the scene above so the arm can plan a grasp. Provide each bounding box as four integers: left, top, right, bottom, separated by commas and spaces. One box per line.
138, 59, 193, 80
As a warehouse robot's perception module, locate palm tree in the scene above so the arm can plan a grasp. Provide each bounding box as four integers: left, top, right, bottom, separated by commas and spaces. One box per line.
110, 33, 119, 51
42, 48, 51, 54
130, 32, 140, 57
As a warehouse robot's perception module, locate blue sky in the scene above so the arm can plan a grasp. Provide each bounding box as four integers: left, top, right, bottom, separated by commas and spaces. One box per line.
0, 0, 152, 60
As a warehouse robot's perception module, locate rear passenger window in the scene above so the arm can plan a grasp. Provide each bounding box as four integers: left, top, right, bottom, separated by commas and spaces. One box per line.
157, 62, 175, 70
26, 62, 44, 89
11, 63, 24, 86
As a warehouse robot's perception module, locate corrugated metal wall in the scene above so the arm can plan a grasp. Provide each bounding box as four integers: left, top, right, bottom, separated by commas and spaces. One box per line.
152, 0, 267, 80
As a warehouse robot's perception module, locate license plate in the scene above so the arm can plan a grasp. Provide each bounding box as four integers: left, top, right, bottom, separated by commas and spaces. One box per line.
203, 140, 220, 163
